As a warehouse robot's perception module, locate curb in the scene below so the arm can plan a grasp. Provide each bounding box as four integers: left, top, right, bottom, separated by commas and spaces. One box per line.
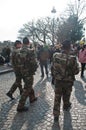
0, 68, 13, 74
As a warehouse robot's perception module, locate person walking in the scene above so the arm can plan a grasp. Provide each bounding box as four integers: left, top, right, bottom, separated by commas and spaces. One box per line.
51, 40, 79, 122
37, 45, 50, 78
6, 40, 23, 100
78, 44, 86, 78
16, 37, 38, 112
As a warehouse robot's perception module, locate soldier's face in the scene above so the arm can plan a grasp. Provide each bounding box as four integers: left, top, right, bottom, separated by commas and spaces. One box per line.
16, 43, 22, 49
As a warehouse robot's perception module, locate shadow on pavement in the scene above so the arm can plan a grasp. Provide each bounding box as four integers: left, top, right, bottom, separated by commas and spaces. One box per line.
51, 111, 73, 130
81, 76, 86, 83
0, 99, 17, 129
63, 111, 73, 130
10, 78, 51, 130
52, 123, 60, 130
74, 80, 86, 105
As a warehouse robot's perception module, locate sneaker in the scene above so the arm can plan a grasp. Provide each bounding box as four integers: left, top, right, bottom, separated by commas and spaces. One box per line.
30, 97, 37, 103
6, 92, 15, 100
54, 116, 59, 122
17, 106, 28, 112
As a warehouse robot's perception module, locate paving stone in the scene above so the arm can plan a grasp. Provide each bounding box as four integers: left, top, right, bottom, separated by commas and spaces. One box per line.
0, 68, 86, 129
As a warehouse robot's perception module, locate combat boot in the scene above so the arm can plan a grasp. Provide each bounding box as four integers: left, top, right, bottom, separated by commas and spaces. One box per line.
20, 90, 23, 95
17, 106, 28, 112
6, 92, 15, 100
30, 97, 37, 103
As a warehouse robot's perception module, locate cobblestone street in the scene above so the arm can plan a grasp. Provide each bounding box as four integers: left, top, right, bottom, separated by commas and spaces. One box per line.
0, 68, 86, 130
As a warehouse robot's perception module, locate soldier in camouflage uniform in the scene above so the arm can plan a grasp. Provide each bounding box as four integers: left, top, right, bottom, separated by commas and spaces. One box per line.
17, 37, 38, 112
51, 40, 79, 122
6, 40, 23, 100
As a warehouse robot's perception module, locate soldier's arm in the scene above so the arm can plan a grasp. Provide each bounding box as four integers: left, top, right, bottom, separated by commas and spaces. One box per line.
11, 51, 18, 69
29, 50, 38, 72
72, 56, 79, 75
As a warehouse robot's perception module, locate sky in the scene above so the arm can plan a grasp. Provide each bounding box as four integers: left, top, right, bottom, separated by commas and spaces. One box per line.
0, 0, 83, 42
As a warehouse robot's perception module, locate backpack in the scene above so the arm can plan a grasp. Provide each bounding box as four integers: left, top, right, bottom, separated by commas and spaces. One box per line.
52, 52, 79, 81
18, 48, 38, 75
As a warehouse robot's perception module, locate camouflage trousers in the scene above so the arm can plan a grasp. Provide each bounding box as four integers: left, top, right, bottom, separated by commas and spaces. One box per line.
53, 81, 73, 117
8, 70, 23, 95
17, 75, 36, 109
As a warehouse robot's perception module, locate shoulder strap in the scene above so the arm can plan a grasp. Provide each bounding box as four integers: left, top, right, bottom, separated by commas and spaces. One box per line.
61, 54, 69, 80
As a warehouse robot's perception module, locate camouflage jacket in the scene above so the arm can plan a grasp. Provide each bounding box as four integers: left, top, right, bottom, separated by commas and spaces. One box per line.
11, 48, 21, 70
51, 52, 79, 82
12, 46, 38, 75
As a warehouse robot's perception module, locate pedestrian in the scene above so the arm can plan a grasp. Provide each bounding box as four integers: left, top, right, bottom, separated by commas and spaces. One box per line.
37, 44, 50, 78
6, 40, 23, 100
17, 37, 38, 112
5, 45, 11, 64
0, 54, 5, 65
1, 46, 11, 65
51, 40, 79, 122
78, 44, 86, 78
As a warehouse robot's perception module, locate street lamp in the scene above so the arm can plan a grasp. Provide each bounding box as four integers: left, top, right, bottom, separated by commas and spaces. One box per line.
51, 7, 56, 46
51, 6, 56, 14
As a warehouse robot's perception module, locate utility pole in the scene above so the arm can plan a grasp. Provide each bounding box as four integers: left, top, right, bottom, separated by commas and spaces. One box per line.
51, 6, 56, 46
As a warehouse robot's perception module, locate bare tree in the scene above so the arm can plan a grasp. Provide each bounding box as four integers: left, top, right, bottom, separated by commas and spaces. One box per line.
18, 17, 59, 46
57, 0, 86, 43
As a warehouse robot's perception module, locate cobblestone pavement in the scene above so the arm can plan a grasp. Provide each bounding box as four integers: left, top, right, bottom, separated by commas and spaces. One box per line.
0, 65, 13, 74
0, 68, 86, 130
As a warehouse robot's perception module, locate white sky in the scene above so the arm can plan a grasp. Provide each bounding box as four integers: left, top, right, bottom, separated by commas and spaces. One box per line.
0, 0, 75, 42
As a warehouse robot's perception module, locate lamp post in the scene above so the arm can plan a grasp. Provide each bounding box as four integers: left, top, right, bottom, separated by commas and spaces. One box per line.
51, 7, 56, 46
77, 0, 80, 39
84, 27, 86, 44
77, 0, 80, 17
